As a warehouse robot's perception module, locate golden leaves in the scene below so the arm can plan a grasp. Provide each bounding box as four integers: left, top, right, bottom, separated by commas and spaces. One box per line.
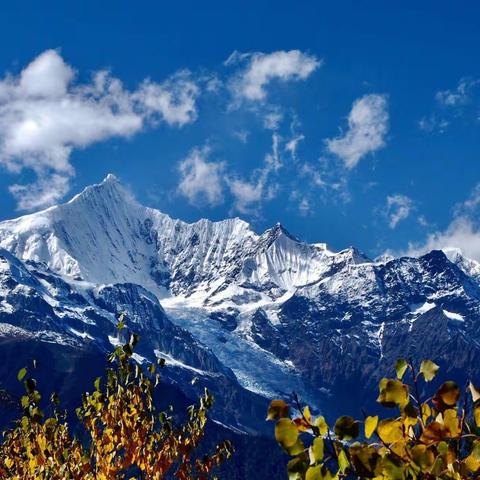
267, 399, 289, 421
275, 418, 300, 448
268, 358, 480, 480
377, 378, 409, 408
0, 333, 231, 479
419, 359, 439, 382
365, 415, 379, 439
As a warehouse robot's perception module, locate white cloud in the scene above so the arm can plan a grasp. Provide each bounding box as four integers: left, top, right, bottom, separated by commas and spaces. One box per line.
435, 77, 479, 107
227, 50, 321, 102
228, 177, 265, 214
263, 109, 284, 130
228, 133, 281, 214
406, 217, 480, 261
418, 115, 450, 134
0, 49, 200, 210
285, 134, 305, 161
385, 194, 414, 229
134, 71, 199, 126
404, 184, 480, 261
326, 94, 389, 169
9, 173, 70, 211
419, 77, 480, 134
177, 147, 225, 206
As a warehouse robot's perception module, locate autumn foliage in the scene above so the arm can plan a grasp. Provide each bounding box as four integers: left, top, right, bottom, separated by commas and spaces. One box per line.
268, 359, 480, 479
0, 330, 232, 479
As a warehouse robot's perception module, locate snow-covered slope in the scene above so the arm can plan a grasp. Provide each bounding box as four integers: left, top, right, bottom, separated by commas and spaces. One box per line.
0, 175, 347, 305
1, 174, 480, 421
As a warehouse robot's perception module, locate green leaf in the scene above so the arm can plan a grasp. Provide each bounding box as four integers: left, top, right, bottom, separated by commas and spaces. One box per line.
420, 360, 440, 382
395, 359, 408, 380
275, 418, 299, 448
364, 415, 378, 439
17, 367, 27, 382
334, 415, 359, 440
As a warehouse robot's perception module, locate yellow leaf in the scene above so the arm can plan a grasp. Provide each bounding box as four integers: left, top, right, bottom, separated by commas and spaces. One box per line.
377, 419, 403, 444
411, 444, 435, 471
309, 437, 324, 464
275, 418, 299, 448
338, 448, 350, 473
419, 360, 439, 382
267, 399, 289, 421
395, 359, 408, 380
305, 465, 322, 480
443, 409, 460, 437
474, 407, 480, 428
314, 415, 328, 436
364, 415, 378, 439
377, 378, 409, 408
303, 405, 312, 423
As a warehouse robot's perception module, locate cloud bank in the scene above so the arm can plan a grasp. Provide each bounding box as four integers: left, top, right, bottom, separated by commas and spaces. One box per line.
0, 49, 200, 210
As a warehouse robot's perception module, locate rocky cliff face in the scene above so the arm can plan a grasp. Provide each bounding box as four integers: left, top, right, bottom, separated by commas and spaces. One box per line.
1, 175, 480, 423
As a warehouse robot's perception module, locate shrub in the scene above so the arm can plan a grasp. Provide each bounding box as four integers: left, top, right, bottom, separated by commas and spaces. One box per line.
0, 330, 232, 479
268, 359, 480, 479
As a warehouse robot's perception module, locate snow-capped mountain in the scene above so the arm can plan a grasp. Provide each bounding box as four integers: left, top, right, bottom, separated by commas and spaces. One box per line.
1, 174, 480, 425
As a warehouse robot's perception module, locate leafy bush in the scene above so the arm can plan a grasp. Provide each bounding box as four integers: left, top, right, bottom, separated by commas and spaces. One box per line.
0, 330, 233, 479
268, 359, 480, 479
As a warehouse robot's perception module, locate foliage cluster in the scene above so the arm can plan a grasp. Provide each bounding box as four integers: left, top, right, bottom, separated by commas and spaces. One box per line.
269, 359, 480, 479
0, 328, 232, 479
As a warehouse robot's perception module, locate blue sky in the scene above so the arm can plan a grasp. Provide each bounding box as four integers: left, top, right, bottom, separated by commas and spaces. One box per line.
1, 1, 480, 260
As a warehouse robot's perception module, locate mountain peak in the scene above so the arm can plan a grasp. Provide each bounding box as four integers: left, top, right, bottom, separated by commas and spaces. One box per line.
66, 173, 134, 210
103, 173, 120, 184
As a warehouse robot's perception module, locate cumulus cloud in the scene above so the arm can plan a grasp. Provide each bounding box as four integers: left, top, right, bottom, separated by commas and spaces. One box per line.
385, 194, 414, 229
0, 49, 200, 210
325, 94, 389, 169
177, 147, 225, 206
406, 217, 480, 261
226, 49, 321, 102
404, 184, 480, 261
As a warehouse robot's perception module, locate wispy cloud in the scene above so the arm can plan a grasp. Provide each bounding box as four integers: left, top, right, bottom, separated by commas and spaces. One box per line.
385, 194, 414, 229
228, 133, 281, 214
435, 77, 479, 107
177, 146, 225, 206
325, 94, 389, 169
419, 77, 480, 134
0, 49, 200, 210
226, 49, 321, 102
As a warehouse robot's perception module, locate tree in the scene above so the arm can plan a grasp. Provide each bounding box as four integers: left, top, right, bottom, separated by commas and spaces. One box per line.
268, 359, 480, 479
0, 329, 233, 479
